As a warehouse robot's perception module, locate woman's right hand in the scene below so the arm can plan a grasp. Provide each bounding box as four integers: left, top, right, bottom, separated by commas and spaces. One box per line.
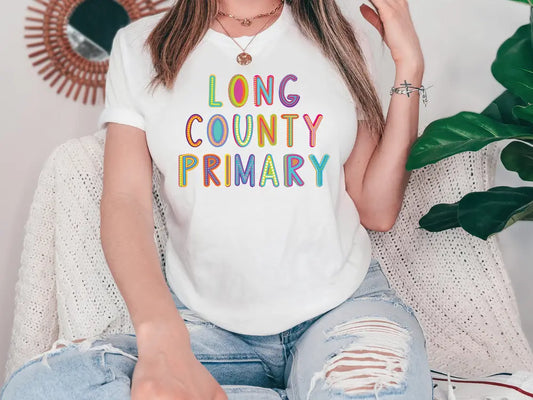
131, 320, 228, 400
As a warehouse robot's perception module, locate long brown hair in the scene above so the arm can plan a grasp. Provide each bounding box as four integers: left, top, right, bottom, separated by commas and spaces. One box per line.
145, 0, 385, 138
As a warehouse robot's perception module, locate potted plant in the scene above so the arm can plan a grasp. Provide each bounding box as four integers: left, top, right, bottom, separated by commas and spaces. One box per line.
406, 1, 533, 240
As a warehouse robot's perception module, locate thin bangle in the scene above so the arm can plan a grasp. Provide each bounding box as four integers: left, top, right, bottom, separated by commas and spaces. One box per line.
390, 80, 432, 107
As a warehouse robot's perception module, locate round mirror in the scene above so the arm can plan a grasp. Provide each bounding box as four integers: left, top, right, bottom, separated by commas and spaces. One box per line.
24, 0, 169, 104
67, 0, 131, 61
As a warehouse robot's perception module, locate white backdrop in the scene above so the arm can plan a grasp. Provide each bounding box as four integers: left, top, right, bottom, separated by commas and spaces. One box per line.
1, 0, 532, 380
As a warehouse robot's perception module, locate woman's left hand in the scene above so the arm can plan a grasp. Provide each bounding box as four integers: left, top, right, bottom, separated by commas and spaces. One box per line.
360, 0, 424, 70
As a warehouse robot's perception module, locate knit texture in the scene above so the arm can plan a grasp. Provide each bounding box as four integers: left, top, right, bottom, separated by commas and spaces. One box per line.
3, 126, 532, 385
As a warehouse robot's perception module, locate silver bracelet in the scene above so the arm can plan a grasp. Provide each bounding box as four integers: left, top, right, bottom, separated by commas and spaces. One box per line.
390, 80, 431, 107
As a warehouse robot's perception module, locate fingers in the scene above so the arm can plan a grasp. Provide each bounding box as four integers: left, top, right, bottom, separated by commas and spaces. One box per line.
360, 4, 385, 38
367, 0, 386, 13
369, 0, 409, 12
362, 0, 412, 30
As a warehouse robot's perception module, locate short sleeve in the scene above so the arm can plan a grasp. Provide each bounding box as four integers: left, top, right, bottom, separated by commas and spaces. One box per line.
354, 28, 377, 120
97, 27, 146, 132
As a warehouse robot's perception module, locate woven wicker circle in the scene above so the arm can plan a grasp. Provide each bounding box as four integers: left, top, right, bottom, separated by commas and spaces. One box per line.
24, 0, 169, 105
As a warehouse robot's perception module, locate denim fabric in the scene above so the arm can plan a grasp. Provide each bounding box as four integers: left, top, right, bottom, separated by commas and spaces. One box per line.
0, 258, 434, 399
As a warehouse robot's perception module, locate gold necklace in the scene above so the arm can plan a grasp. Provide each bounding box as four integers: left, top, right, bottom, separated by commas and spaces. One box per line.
214, 1, 283, 66
217, 0, 283, 26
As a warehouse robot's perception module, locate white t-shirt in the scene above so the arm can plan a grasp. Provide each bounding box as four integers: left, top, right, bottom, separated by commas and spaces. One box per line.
97, 2, 374, 335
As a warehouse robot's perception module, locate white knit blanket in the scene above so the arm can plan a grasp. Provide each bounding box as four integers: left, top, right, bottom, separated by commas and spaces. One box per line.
3, 128, 533, 385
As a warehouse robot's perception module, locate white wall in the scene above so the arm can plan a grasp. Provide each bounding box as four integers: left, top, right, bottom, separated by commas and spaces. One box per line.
1, 0, 531, 381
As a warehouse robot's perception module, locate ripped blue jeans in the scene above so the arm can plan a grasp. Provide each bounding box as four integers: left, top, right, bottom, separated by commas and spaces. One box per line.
0, 258, 433, 399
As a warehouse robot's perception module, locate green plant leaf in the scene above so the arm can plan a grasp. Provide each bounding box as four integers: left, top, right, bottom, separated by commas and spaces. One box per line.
481, 90, 530, 125
500, 140, 533, 180
513, 104, 533, 124
491, 23, 533, 103
457, 186, 533, 240
507, 0, 533, 4
406, 111, 533, 170
418, 203, 460, 232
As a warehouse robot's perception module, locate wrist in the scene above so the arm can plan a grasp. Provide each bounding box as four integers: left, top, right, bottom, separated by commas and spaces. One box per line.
393, 72, 424, 88
395, 61, 425, 81
135, 316, 191, 351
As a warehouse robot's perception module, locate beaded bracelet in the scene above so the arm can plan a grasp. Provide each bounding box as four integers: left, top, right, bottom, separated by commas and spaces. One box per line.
390, 80, 431, 107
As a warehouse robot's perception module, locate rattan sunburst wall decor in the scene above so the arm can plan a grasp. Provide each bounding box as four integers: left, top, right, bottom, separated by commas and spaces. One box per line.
24, 0, 171, 105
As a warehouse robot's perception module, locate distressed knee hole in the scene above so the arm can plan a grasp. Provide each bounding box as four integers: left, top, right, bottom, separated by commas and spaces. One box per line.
38, 335, 138, 369
306, 316, 411, 400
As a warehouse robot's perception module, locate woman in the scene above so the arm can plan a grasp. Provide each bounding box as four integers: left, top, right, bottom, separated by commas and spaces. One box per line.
0, 0, 432, 399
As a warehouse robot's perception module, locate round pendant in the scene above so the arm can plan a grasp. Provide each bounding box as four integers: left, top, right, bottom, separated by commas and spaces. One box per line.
241, 18, 252, 26
237, 52, 252, 65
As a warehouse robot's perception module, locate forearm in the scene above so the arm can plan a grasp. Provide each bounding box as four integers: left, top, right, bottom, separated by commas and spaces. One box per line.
359, 64, 424, 228
100, 194, 190, 352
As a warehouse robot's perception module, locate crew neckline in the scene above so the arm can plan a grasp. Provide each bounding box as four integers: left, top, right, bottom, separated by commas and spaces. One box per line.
204, 2, 291, 49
